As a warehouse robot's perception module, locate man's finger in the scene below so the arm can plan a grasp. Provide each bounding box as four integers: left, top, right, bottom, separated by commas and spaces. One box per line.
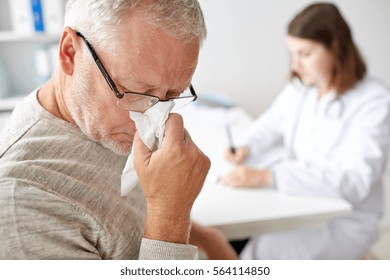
163, 113, 185, 145
133, 131, 152, 167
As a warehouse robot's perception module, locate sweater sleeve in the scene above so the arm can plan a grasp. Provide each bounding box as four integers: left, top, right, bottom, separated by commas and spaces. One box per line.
0, 179, 199, 260
138, 239, 198, 260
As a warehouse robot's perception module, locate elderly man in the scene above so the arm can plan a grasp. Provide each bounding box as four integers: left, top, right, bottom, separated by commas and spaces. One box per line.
0, 0, 236, 260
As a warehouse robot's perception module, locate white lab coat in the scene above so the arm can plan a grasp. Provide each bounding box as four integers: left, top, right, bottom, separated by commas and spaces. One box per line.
240, 77, 390, 259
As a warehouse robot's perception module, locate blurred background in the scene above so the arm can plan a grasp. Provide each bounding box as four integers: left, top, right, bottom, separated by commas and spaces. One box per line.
194, 0, 390, 117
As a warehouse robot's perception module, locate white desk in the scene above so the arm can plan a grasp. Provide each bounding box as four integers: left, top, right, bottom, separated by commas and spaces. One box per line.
191, 184, 351, 240
181, 104, 352, 240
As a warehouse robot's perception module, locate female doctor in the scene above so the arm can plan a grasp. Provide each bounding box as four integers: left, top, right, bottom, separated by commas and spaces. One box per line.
222, 3, 390, 259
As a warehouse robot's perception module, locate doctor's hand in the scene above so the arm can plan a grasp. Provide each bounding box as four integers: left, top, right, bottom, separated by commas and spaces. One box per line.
220, 165, 272, 188
224, 146, 250, 165
190, 222, 238, 260
134, 113, 211, 244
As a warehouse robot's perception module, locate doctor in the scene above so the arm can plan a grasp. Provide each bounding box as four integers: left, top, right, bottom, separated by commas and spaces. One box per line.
222, 2, 390, 259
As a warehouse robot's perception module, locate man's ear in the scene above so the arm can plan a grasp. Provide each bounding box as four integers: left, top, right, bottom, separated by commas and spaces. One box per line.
58, 27, 80, 76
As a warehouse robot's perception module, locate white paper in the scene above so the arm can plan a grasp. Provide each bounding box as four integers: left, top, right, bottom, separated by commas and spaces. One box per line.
120, 101, 174, 196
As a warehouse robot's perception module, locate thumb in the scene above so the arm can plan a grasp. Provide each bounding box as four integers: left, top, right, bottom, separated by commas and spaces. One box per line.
133, 131, 152, 170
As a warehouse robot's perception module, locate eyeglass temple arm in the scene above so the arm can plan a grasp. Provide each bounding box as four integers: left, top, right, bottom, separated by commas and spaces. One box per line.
75, 31, 124, 99
189, 84, 197, 101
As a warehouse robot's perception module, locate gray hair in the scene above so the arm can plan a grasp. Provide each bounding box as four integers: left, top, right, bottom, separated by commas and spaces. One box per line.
64, 0, 207, 51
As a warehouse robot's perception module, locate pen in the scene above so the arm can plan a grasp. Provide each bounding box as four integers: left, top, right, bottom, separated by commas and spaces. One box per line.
225, 124, 236, 154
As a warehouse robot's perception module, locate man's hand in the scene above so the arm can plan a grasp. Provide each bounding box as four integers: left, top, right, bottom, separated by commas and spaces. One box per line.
220, 165, 271, 188
134, 113, 211, 244
190, 222, 238, 260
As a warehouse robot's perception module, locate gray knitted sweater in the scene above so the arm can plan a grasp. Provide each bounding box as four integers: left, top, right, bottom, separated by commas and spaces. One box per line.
0, 91, 197, 259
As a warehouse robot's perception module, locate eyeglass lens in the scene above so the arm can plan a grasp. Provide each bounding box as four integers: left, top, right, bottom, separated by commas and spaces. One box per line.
116, 88, 195, 112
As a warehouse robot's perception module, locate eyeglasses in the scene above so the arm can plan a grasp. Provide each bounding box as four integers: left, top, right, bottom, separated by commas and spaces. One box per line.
76, 31, 197, 112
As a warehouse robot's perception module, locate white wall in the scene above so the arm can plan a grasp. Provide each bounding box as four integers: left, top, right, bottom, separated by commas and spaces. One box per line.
194, 0, 390, 117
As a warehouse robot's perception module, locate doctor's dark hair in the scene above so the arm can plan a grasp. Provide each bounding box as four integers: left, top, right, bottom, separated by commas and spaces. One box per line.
288, 2, 366, 94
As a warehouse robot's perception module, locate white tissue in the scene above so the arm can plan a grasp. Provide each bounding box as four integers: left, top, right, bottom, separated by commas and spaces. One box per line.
121, 101, 174, 196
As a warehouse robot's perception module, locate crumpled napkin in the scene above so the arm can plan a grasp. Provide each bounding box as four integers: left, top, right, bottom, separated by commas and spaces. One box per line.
121, 101, 174, 196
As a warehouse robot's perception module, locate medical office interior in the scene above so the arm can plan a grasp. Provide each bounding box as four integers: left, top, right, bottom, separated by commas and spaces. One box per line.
0, 0, 389, 259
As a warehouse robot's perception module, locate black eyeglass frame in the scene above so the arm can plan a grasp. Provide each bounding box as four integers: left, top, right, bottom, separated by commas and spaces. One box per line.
75, 31, 197, 109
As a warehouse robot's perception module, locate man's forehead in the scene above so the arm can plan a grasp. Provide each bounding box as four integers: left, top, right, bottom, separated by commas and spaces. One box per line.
111, 32, 199, 78
104, 15, 199, 89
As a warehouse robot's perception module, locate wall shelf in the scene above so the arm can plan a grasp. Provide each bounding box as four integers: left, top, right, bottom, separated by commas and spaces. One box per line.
0, 31, 60, 43
0, 0, 66, 100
